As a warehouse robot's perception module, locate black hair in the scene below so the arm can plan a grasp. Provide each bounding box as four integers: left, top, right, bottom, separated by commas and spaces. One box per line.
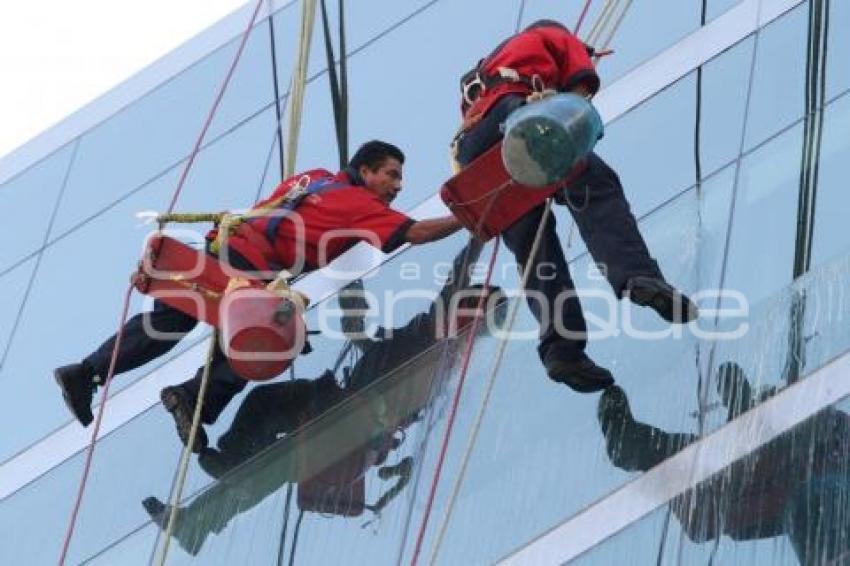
349, 140, 405, 171
524, 19, 569, 32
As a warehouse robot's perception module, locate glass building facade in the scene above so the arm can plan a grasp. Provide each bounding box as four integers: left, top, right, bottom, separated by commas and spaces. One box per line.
1, 0, 849, 564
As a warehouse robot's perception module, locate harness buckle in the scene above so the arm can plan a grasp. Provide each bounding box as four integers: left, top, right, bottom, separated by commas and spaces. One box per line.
462, 72, 487, 109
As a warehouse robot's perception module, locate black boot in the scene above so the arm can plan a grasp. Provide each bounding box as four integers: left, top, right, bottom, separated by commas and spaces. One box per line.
142, 497, 204, 556
625, 276, 699, 323
544, 351, 614, 393
160, 386, 208, 453
54, 362, 97, 426
598, 385, 696, 471
197, 447, 240, 480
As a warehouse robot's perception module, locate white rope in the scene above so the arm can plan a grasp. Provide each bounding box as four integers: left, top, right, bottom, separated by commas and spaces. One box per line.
155, 333, 219, 566
154, 2, 319, 563
586, 0, 617, 46
285, 0, 319, 177
596, 0, 633, 56
428, 2, 637, 556
428, 199, 554, 565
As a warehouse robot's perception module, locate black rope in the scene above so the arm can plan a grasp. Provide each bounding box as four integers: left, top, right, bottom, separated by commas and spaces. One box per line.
514, 0, 527, 32
338, 0, 349, 164
268, 14, 287, 180
787, 0, 830, 384
288, 509, 305, 566
276, 485, 295, 566
255, 126, 284, 202
319, 0, 349, 169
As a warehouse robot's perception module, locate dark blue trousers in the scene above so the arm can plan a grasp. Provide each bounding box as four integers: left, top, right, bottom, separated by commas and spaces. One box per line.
456, 94, 662, 363
85, 245, 255, 423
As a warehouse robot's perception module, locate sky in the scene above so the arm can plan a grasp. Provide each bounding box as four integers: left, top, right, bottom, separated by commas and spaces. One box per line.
0, 0, 250, 160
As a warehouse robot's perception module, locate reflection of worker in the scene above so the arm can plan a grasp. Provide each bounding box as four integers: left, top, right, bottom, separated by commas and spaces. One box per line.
53, 141, 464, 449
598, 363, 850, 564
143, 371, 413, 556
455, 19, 697, 393
142, 243, 507, 554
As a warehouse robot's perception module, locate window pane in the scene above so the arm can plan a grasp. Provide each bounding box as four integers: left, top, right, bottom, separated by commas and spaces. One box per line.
723, 122, 803, 308
0, 260, 37, 364
51, 26, 275, 236
0, 107, 280, 461
744, 3, 808, 150
811, 92, 850, 268
0, 143, 75, 271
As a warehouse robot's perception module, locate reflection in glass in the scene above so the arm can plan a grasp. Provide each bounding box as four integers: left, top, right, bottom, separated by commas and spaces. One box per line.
135, 241, 508, 563
599, 376, 850, 565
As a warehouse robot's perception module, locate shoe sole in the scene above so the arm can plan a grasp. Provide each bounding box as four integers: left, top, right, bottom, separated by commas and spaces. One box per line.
160, 388, 208, 453
561, 374, 615, 393
630, 286, 697, 324
54, 370, 94, 427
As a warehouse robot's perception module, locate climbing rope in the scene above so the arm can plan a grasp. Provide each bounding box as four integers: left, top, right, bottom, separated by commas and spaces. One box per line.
419, 3, 636, 560
574, 0, 594, 35
155, 333, 219, 565
56, 3, 266, 565
408, 239, 501, 566
427, 201, 554, 564
285, 0, 318, 178
152, 2, 319, 564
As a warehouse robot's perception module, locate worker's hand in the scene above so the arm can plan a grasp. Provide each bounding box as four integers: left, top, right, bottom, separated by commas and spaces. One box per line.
571, 83, 594, 100
135, 210, 160, 227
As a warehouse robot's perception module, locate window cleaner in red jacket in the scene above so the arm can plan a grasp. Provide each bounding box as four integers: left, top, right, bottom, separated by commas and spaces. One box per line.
454, 20, 698, 393
54, 141, 464, 449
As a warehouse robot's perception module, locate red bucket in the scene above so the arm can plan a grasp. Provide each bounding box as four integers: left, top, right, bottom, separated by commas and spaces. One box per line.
220, 288, 305, 381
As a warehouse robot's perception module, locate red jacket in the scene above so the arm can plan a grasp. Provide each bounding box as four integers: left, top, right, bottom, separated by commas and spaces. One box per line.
213, 169, 413, 274
462, 22, 600, 125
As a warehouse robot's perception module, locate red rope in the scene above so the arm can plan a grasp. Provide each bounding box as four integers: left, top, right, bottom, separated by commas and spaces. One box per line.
58, 285, 133, 565
574, 0, 594, 35
57, 2, 265, 563
164, 0, 266, 216
409, 239, 500, 566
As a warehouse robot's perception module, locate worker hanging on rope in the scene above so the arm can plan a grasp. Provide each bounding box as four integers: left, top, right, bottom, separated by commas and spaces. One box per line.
453, 19, 699, 392
53, 140, 464, 450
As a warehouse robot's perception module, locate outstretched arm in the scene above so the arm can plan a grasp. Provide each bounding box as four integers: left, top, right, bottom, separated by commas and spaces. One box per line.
404, 215, 464, 244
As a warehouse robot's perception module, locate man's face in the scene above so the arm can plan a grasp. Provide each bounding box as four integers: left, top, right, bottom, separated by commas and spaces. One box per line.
360, 158, 403, 204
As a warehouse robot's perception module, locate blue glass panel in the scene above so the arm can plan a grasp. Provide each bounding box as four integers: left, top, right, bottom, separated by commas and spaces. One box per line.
413, 169, 735, 564
0, 259, 37, 368
297, 0, 523, 212
697, 36, 756, 176
596, 75, 697, 219
744, 3, 808, 150
0, 143, 75, 272
0, 406, 185, 565
573, 393, 850, 565
706, 0, 745, 22
598, 35, 755, 222
811, 92, 850, 268
0, 107, 279, 461
826, 0, 850, 99
51, 26, 275, 236
723, 122, 803, 309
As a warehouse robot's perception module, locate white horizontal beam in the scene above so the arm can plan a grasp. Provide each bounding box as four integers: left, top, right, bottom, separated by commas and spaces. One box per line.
499, 349, 850, 565
0, 0, 805, 503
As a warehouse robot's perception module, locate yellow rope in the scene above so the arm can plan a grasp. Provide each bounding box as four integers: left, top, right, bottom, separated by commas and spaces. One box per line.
155, 332, 219, 566
427, 200, 554, 564
285, 0, 318, 177
596, 0, 633, 57
429, 4, 635, 559
586, 0, 617, 46
155, 4, 319, 559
